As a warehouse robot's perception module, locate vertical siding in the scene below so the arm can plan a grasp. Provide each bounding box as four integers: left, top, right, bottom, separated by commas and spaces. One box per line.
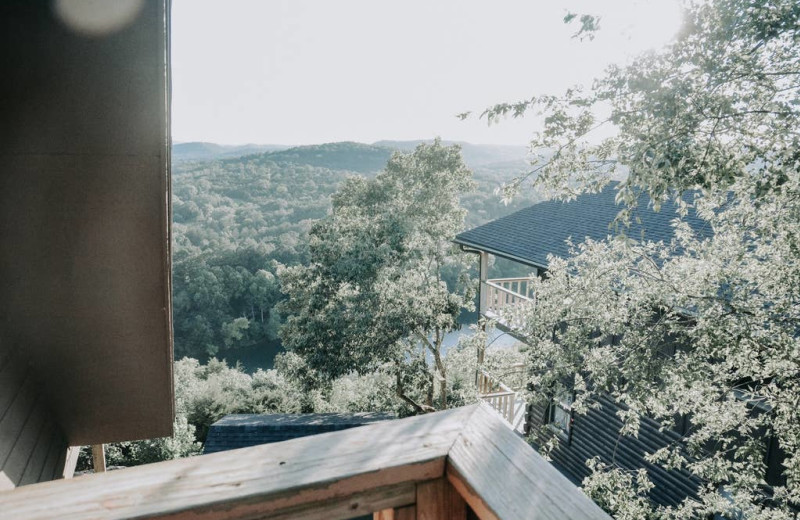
0, 349, 70, 490
528, 393, 701, 508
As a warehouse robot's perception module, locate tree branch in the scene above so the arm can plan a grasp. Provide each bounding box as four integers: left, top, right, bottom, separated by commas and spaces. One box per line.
414, 330, 437, 356
395, 371, 435, 414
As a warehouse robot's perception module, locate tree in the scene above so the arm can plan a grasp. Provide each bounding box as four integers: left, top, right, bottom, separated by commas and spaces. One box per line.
479, 1, 800, 518
279, 140, 475, 412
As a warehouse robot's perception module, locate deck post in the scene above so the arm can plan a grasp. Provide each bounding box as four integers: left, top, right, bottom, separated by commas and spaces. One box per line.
475, 252, 490, 388
477, 251, 489, 374
395, 505, 416, 520
91, 444, 105, 473
374, 505, 416, 520
416, 478, 467, 520
478, 251, 488, 320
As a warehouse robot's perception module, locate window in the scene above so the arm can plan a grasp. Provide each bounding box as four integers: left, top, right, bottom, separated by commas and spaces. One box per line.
764, 434, 786, 487
548, 390, 573, 441
728, 389, 786, 488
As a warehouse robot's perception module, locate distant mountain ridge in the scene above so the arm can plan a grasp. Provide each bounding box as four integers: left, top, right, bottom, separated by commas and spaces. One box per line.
373, 140, 529, 167
251, 142, 395, 174
174, 139, 530, 173
172, 142, 290, 162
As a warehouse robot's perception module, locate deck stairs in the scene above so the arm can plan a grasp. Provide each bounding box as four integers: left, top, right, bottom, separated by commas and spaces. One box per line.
477, 365, 527, 435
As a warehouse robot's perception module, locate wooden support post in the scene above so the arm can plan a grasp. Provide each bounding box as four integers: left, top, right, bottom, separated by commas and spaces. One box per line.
62, 446, 80, 479
476, 251, 489, 391
91, 444, 105, 473
396, 505, 416, 520
416, 478, 467, 520
478, 251, 488, 318
374, 505, 416, 520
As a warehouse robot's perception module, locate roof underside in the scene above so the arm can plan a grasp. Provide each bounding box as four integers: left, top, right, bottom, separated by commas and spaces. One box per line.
455, 182, 712, 268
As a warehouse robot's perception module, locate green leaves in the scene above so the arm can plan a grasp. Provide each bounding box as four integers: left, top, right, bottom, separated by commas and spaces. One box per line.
279, 140, 476, 410
492, 0, 800, 516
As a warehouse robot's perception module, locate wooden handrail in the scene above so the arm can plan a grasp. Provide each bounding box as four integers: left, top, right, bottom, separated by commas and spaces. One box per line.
477, 369, 513, 394
0, 404, 612, 520
447, 405, 610, 520
480, 391, 515, 399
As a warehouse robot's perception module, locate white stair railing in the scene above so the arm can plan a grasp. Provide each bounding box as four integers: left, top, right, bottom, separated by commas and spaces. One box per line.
477, 369, 516, 424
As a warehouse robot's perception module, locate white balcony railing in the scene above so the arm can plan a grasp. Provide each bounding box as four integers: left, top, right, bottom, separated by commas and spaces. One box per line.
481, 277, 534, 329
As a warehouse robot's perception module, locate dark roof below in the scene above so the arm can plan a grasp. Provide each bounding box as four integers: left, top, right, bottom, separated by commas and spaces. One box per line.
455, 182, 712, 268
203, 412, 394, 454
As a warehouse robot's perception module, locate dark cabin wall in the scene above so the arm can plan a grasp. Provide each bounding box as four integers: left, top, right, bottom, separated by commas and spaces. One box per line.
526, 392, 701, 508
0, 347, 74, 490
0, 1, 173, 445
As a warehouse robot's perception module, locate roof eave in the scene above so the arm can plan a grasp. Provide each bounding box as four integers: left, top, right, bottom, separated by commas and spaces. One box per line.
454, 237, 548, 270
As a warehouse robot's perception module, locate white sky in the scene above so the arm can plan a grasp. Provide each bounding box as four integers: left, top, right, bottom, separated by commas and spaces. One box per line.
171, 0, 684, 146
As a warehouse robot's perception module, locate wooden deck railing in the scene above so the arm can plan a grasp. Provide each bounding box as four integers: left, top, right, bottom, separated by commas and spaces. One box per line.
0, 403, 612, 520
477, 369, 516, 424
481, 278, 534, 328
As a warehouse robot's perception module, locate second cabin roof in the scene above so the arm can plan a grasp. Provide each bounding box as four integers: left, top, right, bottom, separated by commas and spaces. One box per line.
454, 182, 712, 269
204, 412, 394, 454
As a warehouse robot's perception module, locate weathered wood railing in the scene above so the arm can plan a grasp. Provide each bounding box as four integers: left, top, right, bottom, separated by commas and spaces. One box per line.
481, 278, 534, 329
0, 403, 612, 520
477, 369, 516, 424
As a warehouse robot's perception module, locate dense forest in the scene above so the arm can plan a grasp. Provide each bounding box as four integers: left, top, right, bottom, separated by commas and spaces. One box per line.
78, 140, 533, 471
171, 140, 539, 367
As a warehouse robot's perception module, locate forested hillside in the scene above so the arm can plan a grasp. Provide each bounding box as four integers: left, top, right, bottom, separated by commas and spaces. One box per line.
172, 142, 288, 162
374, 140, 528, 167
172, 140, 539, 366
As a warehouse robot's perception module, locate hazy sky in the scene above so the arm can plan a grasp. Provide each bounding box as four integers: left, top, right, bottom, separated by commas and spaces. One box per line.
171, 0, 684, 146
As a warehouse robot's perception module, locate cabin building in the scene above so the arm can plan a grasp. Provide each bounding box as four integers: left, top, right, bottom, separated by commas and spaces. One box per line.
203, 412, 394, 454
0, 1, 614, 518
454, 184, 716, 508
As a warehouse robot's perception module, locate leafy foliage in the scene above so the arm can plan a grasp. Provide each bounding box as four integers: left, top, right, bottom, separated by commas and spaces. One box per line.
103, 416, 202, 467
279, 140, 476, 411
260, 142, 395, 173
483, 0, 800, 517
79, 355, 411, 468
171, 155, 348, 361
171, 141, 538, 363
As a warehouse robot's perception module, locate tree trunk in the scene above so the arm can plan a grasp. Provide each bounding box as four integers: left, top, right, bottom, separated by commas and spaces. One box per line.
395, 370, 434, 414
433, 328, 447, 409
425, 370, 434, 409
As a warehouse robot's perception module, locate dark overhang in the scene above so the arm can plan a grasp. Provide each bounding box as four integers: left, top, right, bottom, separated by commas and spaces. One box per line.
0, 1, 173, 445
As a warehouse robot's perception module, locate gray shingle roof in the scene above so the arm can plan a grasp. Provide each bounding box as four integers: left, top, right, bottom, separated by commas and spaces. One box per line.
454, 182, 712, 268
203, 412, 394, 454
